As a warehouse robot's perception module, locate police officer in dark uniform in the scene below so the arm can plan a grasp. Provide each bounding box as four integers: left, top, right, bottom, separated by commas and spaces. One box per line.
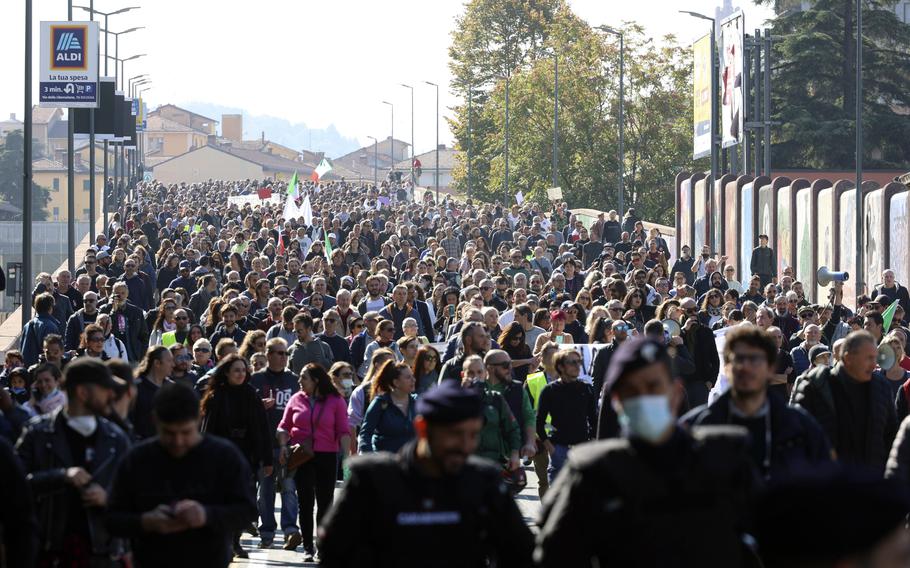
536, 338, 759, 567
318, 382, 534, 567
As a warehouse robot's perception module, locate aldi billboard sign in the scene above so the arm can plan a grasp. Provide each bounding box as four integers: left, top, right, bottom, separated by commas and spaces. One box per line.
40, 21, 99, 107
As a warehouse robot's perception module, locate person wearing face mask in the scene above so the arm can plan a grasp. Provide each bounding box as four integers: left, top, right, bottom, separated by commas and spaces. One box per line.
15, 358, 130, 567
681, 326, 831, 481
535, 350, 598, 483
792, 331, 899, 474
536, 338, 758, 567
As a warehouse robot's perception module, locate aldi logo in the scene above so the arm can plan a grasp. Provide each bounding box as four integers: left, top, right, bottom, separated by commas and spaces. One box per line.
51, 25, 87, 70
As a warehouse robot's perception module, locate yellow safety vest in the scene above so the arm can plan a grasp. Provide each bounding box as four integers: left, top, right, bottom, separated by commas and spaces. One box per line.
526, 371, 552, 427
161, 331, 188, 348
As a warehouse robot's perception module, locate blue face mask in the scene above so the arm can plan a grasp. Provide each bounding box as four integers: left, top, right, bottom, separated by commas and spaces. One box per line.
615, 394, 674, 443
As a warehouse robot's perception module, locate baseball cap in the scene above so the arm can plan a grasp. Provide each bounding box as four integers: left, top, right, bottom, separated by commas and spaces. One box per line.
179, 260, 191, 269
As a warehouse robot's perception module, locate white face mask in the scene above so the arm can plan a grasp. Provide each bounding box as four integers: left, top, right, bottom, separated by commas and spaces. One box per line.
615, 394, 674, 443
66, 415, 98, 437
341, 379, 353, 397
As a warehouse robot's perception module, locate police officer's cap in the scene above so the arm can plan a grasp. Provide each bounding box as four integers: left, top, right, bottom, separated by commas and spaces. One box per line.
602, 338, 672, 396
416, 382, 483, 424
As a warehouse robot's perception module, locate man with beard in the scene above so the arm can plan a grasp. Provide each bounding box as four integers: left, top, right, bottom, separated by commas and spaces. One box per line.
16, 359, 130, 567
65, 291, 101, 351
318, 382, 534, 566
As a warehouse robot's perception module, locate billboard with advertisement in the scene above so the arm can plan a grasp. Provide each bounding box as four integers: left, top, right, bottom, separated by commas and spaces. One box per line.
720, 11, 744, 148
692, 34, 713, 159
39, 21, 99, 108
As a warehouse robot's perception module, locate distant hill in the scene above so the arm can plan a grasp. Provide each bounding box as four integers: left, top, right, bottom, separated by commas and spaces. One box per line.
180, 102, 361, 158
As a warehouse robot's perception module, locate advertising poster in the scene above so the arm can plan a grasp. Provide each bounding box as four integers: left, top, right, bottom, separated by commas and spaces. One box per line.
725, 181, 738, 262
39, 21, 99, 107
865, 190, 883, 290
679, 179, 692, 249
740, 183, 753, 282
720, 11, 744, 148
777, 185, 791, 277
693, 34, 713, 159
758, 183, 773, 247
694, 178, 707, 253
816, 188, 834, 303
890, 192, 909, 285
840, 190, 857, 308
795, 188, 813, 291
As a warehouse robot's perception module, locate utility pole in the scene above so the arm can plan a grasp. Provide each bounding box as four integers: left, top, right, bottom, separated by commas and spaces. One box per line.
400, 84, 414, 186
23, 0, 33, 323
89, 0, 96, 243
855, 0, 864, 297
552, 51, 559, 188
67, 0, 76, 274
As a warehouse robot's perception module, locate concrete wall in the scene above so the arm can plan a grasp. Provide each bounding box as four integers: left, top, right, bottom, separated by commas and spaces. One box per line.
152, 146, 263, 184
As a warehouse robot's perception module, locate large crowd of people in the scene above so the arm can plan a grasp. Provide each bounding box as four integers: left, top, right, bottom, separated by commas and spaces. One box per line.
2, 174, 910, 567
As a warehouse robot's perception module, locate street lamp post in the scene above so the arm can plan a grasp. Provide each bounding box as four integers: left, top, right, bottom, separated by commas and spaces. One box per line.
381, 101, 394, 180
467, 86, 473, 199
23, 0, 33, 322
679, 11, 718, 252
367, 136, 378, 188
855, 0, 864, 296
551, 51, 559, 188
67, 0, 76, 273
424, 81, 440, 203
400, 84, 414, 186
76, 5, 140, 238
597, 26, 626, 217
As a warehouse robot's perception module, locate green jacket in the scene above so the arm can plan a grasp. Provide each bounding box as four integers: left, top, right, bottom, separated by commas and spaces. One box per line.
474, 383, 521, 466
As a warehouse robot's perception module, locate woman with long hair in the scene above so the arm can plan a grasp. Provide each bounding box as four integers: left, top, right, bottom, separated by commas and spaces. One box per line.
564, 302, 589, 344
200, 353, 272, 558
347, 348, 396, 437
412, 346, 441, 394
498, 322, 537, 384
698, 289, 725, 328
148, 298, 179, 347
621, 290, 647, 333
277, 363, 350, 560
358, 361, 417, 454
328, 361, 357, 399
157, 253, 180, 294
238, 329, 267, 361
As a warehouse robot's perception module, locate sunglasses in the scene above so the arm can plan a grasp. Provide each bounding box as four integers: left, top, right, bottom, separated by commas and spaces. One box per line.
194, 347, 211, 353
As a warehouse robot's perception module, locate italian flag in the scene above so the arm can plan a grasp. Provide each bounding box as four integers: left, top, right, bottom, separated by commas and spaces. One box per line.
277, 232, 285, 256
311, 158, 333, 182
324, 233, 333, 261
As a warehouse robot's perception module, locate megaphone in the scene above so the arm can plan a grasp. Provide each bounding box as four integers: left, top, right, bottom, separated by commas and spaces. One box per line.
661, 319, 681, 339
877, 343, 897, 372
817, 266, 850, 287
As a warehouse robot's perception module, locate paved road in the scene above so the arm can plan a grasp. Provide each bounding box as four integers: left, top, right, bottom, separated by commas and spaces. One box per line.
230, 465, 543, 566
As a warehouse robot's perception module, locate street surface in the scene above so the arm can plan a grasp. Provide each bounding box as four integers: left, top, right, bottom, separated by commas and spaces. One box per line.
230, 465, 543, 566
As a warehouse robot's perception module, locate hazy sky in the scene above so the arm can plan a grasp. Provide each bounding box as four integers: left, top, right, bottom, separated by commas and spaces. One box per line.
0, 0, 773, 156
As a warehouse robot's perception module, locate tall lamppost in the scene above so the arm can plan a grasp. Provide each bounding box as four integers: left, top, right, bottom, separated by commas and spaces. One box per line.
23, 0, 33, 322
597, 25, 626, 216
366, 136, 378, 188
381, 101, 394, 178
76, 6, 141, 239
424, 81, 440, 203
400, 84, 414, 185
547, 49, 559, 188
493, 75, 511, 202
855, 0, 864, 295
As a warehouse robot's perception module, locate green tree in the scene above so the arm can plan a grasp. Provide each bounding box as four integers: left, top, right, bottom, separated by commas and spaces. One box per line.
448, 2, 704, 225
755, 0, 910, 168
0, 130, 50, 220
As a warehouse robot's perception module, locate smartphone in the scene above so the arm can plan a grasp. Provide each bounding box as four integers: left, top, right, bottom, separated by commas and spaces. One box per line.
555, 335, 564, 345
448, 304, 456, 317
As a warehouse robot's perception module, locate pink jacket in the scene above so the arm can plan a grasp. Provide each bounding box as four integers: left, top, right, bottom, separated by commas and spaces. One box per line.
278, 391, 348, 452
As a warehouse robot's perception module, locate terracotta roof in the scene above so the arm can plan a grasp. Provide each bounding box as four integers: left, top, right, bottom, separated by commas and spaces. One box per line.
32, 106, 61, 124
150, 144, 314, 175
395, 146, 459, 171
148, 104, 219, 125
33, 157, 102, 173
144, 115, 196, 133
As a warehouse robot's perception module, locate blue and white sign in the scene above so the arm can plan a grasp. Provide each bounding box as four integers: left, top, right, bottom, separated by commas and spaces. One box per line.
40, 21, 99, 108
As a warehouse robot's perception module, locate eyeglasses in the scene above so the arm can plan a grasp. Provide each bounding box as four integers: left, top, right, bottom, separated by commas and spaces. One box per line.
175, 316, 188, 321
194, 347, 211, 353
563, 359, 582, 366
727, 353, 766, 365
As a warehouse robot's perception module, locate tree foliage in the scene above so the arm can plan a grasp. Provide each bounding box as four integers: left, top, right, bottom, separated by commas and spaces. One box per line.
447, 0, 706, 225
0, 130, 50, 221
756, 0, 910, 168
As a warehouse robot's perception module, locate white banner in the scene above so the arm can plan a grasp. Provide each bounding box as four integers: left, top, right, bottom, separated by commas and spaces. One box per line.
720, 11, 745, 148
547, 187, 563, 200
228, 194, 280, 207
40, 21, 99, 108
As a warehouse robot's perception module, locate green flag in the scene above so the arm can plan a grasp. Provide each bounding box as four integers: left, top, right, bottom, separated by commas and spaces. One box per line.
286, 171, 300, 198
324, 233, 333, 261
882, 299, 900, 332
